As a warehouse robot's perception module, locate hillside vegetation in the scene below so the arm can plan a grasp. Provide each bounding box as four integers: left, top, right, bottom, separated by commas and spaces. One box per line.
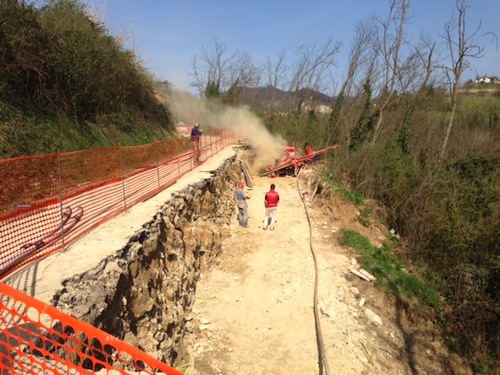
0, 0, 174, 159
252, 85, 500, 372
210, 46, 499, 371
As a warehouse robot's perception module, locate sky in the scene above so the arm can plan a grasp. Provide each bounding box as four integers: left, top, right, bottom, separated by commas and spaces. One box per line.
82, 0, 499, 94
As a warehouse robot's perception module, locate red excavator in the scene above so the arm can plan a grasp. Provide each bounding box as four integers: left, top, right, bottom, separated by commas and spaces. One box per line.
261, 145, 340, 177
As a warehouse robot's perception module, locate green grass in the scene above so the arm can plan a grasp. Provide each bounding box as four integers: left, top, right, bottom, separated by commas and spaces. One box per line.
319, 171, 375, 227
319, 171, 364, 205
339, 229, 441, 310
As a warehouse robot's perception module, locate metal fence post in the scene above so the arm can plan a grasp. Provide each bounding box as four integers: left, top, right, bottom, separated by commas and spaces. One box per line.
190, 139, 194, 170
177, 146, 181, 178
57, 152, 66, 251
155, 139, 161, 191
119, 145, 128, 212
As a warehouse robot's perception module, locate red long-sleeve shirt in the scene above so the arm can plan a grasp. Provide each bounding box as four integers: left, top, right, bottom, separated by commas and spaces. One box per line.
265, 189, 280, 208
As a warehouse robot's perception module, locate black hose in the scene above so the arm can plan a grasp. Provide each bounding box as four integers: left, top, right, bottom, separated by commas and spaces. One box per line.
296, 168, 331, 375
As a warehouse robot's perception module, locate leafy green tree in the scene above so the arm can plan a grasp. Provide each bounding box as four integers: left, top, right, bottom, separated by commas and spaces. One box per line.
350, 79, 376, 151
223, 80, 241, 105
398, 103, 414, 155
326, 85, 344, 146
205, 81, 220, 100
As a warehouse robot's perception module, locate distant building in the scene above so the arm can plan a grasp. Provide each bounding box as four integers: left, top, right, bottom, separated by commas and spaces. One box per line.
475, 75, 500, 84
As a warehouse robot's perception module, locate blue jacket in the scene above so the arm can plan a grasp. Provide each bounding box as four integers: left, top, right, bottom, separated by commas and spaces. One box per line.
191, 127, 202, 141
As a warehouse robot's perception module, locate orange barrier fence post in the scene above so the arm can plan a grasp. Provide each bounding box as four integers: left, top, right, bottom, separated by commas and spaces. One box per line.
119, 145, 128, 212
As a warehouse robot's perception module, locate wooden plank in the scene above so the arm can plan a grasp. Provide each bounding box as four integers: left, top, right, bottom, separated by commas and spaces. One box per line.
350, 268, 371, 281
240, 159, 253, 188
359, 268, 377, 281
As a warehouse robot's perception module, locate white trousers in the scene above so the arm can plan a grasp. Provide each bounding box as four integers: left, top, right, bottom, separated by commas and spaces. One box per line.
263, 207, 277, 228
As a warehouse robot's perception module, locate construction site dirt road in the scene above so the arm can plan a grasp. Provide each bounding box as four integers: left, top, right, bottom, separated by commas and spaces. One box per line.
181, 168, 470, 375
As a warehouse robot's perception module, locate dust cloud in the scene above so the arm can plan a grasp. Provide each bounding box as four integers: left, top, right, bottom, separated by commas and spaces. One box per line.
169, 88, 286, 173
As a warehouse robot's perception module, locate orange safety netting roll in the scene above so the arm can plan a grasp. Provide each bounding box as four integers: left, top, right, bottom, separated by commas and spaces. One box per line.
0, 281, 184, 374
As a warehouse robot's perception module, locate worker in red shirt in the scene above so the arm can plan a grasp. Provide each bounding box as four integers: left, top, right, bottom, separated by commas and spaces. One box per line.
263, 183, 280, 230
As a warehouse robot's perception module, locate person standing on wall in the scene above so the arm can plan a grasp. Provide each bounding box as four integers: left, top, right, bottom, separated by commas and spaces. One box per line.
236, 181, 250, 228
191, 122, 203, 164
263, 183, 280, 230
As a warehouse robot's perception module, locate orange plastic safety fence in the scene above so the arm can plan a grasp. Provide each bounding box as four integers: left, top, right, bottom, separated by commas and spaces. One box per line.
0, 281, 184, 374
0, 131, 235, 279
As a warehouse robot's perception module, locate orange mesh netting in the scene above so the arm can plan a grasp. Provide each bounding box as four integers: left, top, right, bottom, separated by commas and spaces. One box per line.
0, 131, 235, 278
0, 281, 184, 374
0, 130, 235, 374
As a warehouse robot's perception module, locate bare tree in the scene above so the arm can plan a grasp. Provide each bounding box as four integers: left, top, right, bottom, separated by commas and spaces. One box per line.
191, 38, 235, 96
329, 21, 374, 147
369, 0, 411, 144
258, 50, 290, 111
343, 21, 375, 97
263, 49, 289, 90
278, 38, 341, 117
229, 51, 261, 88
414, 35, 436, 93
223, 51, 261, 105
190, 38, 260, 101
288, 38, 341, 95
439, 0, 486, 160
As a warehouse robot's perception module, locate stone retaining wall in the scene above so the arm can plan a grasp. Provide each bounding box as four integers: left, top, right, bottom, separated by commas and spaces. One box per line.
51, 156, 242, 365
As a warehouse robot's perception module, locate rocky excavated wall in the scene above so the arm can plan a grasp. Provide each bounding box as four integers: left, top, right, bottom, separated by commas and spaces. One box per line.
51, 155, 243, 364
